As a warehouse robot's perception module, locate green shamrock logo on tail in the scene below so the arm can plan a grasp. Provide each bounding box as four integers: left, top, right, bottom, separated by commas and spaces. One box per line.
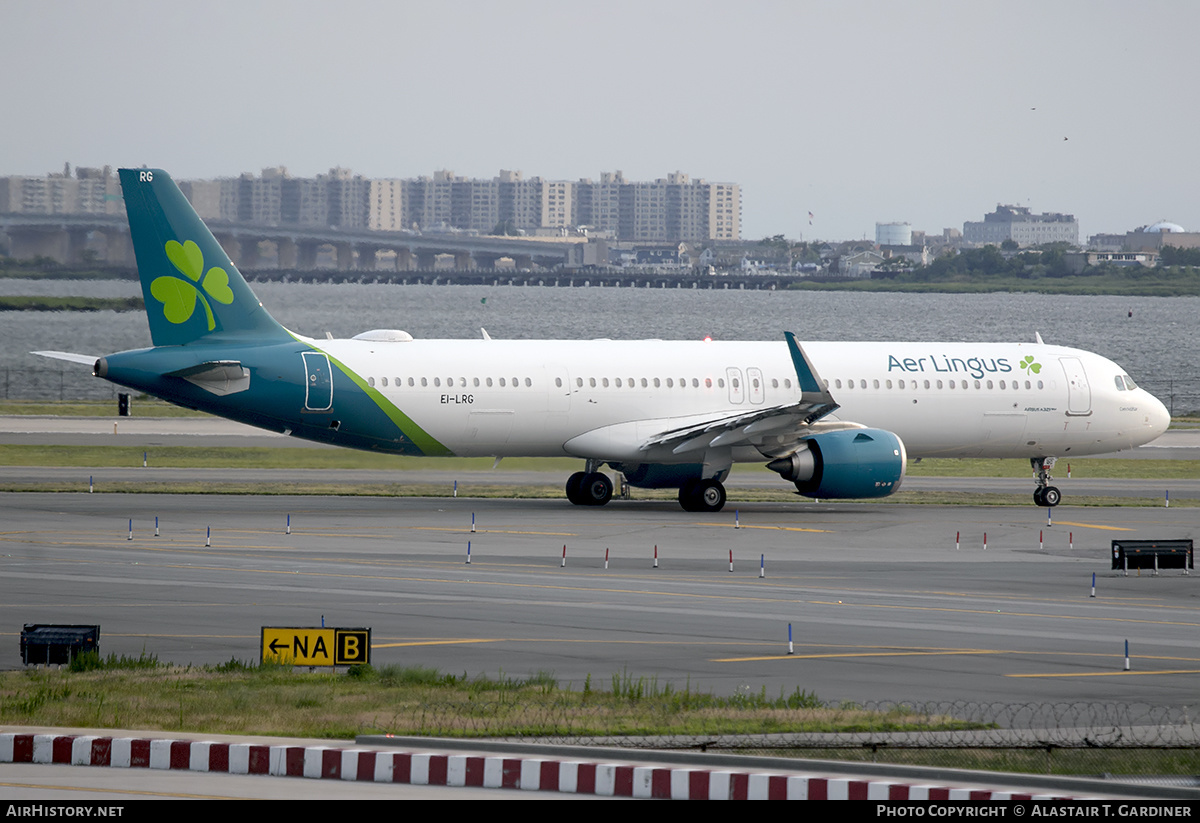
152, 240, 235, 331
1019, 355, 1042, 375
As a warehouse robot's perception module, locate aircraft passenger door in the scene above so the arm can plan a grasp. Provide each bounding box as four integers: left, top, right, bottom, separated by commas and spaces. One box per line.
1060, 356, 1091, 416
726, 367, 744, 404
302, 352, 333, 411
746, 367, 765, 404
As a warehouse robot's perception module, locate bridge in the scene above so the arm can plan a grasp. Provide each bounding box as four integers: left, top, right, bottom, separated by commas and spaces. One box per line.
0, 213, 588, 271
247, 267, 802, 290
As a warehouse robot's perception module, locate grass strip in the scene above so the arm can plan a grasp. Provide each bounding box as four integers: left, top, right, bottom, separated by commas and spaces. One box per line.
0, 400, 207, 418
4, 659, 1193, 776
0, 657, 973, 741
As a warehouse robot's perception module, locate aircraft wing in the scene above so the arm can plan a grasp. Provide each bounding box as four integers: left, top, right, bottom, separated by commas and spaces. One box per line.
639, 333, 844, 455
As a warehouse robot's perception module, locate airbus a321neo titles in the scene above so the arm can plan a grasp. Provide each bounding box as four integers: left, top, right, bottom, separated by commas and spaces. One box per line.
35, 169, 1171, 513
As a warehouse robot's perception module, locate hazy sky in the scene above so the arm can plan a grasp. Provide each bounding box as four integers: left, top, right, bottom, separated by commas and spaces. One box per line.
4, 1, 1198, 241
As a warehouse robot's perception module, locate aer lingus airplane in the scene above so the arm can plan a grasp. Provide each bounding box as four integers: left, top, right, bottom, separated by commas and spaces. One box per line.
36, 169, 1171, 512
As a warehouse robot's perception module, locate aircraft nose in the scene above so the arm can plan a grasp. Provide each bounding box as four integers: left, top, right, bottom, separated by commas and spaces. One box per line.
1147, 393, 1171, 438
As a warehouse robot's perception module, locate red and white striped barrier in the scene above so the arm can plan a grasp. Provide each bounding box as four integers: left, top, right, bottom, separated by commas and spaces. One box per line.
0, 732, 1067, 800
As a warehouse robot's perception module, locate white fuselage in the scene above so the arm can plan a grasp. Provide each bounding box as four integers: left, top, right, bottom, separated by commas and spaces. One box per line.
315, 338, 1170, 462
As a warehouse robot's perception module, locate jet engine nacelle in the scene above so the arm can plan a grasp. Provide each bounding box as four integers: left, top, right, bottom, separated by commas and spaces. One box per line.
767, 429, 906, 499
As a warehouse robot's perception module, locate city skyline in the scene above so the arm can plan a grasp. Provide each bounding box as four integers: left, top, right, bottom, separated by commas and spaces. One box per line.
3, 1, 1198, 242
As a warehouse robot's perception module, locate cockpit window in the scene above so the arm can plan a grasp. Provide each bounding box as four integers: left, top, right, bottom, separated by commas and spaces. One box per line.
1114, 376, 1126, 391
1123, 375, 1138, 390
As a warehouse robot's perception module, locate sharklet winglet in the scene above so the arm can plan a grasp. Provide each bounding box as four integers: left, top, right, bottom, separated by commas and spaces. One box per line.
784, 333, 839, 424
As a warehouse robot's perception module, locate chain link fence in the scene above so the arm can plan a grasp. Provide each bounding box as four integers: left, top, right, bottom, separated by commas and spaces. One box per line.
1, 366, 119, 402
389, 700, 1200, 776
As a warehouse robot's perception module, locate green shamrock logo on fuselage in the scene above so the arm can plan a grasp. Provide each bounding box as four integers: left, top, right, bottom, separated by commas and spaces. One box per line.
1019, 355, 1042, 375
151, 239, 235, 331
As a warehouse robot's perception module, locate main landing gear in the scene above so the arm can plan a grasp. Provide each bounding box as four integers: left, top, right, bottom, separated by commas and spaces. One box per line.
565, 469, 612, 506
565, 462, 728, 513
678, 478, 727, 513
1032, 457, 1061, 507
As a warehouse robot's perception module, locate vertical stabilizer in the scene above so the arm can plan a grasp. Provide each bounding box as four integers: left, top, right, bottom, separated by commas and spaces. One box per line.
119, 168, 289, 346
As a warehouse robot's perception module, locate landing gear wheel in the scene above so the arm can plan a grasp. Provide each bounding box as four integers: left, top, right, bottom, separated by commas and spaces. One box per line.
1030, 457, 1060, 508
565, 472, 586, 505
1033, 486, 1062, 507
678, 481, 699, 512
580, 472, 613, 507
678, 479, 726, 513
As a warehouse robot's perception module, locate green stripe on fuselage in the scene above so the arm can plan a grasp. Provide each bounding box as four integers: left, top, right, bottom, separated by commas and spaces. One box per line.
314, 344, 452, 457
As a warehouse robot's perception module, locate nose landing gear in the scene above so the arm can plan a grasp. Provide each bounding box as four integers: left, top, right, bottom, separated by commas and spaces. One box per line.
1032, 457, 1061, 507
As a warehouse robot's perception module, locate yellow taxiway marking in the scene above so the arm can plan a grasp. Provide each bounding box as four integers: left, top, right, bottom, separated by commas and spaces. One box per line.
801, 599, 1200, 628
372, 639, 504, 649
0, 781, 225, 800
1008, 669, 1200, 678
697, 522, 832, 533
409, 527, 578, 537
716, 649, 1008, 662
1051, 521, 1135, 531
718, 647, 1200, 666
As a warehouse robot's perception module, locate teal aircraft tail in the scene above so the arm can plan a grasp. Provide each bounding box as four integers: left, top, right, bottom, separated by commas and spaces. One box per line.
119, 168, 289, 346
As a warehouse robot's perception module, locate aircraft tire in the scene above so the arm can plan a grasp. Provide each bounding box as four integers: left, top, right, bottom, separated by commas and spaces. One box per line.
678, 481, 699, 512
695, 479, 726, 513
565, 472, 586, 505
678, 479, 726, 513
1033, 488, 1045, 507
580, 472, 613, 506
1043, 486, 1061, 507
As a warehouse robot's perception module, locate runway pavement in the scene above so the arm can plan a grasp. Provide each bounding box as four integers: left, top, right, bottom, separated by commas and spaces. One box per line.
2, 491, 1197, 709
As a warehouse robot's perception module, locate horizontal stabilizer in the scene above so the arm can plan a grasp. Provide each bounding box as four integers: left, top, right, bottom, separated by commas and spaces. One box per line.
166, 360, 250, 396
32, 350, 98, 365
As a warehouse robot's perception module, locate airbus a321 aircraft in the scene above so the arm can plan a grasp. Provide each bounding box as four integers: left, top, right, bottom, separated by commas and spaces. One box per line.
36, 170, 1171, 513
